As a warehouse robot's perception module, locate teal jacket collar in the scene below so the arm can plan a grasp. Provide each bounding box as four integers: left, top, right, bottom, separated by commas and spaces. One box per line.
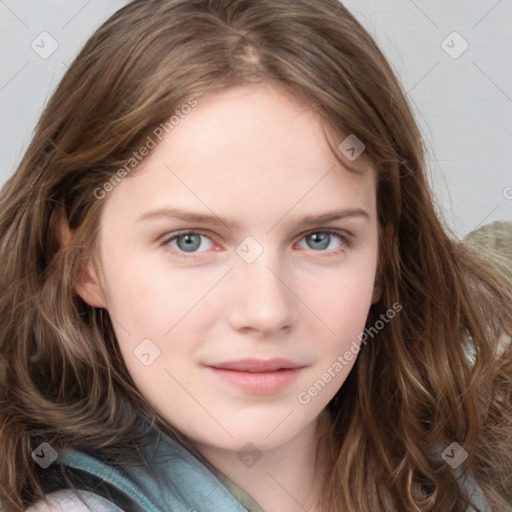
60, 418, 262, 512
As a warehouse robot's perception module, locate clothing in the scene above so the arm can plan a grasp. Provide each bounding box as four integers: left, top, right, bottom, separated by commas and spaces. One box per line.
27, 490, 122, 512
28, 470, 266, 512
29, 417, 263, 512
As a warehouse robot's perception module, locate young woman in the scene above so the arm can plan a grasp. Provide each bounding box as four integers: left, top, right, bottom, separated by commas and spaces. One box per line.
0, 1, 511, 511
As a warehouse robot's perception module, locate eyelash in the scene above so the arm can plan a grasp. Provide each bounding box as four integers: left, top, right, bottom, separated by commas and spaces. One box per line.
160, 229, 352, 259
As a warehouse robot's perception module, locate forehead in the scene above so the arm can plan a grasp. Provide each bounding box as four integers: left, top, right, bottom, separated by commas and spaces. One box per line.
103, 83, 377, 226
147, 83, 370, 167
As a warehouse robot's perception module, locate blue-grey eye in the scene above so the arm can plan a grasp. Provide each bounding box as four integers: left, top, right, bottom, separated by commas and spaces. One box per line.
176, 234, 201, 252
300, 230, 346, 251
166, 232, 213, 253
308, 233, 329, 250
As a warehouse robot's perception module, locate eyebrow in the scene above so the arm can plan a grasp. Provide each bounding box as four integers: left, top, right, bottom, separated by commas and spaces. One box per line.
136, 207, 370, 230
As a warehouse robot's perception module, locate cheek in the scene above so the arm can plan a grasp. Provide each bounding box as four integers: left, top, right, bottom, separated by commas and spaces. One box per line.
302, 260, 377, 381
315, 281, 373, 358
307, 260, 376, 332
99, 251, 219, 334
98, 252, 223, 385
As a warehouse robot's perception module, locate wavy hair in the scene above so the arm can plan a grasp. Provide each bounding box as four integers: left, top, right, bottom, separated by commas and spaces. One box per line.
1, 1, 511, 511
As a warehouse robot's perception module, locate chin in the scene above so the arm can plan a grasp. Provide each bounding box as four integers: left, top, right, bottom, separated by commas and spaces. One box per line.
190, 414, 314, 452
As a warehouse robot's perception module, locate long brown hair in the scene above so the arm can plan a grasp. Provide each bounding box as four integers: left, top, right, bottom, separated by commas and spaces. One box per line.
1, 1, 511, 511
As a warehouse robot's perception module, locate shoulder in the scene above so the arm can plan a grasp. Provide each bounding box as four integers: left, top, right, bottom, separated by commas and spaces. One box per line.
25, 489, 124, 512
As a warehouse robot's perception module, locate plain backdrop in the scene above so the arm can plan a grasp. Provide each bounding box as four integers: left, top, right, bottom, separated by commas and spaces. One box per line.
1, 0, 511, 238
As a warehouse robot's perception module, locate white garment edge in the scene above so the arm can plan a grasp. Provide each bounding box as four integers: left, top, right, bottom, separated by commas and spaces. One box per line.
25, 489, 123, 512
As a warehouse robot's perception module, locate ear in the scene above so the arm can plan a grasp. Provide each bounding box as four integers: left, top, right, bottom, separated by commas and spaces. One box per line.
371, 281, 382, 304
371, 224, 394, 304
52, 209, 108, 309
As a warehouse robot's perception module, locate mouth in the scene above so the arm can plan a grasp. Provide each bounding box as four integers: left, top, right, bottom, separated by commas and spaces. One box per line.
207, 358, 303, 372
204, 359, 305, 394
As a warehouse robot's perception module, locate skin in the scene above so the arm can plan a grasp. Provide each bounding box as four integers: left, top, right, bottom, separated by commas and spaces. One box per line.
70, 83, 380, 512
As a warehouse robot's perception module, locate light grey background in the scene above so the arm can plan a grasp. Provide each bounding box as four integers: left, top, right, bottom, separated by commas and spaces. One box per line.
1, 0, 511, 238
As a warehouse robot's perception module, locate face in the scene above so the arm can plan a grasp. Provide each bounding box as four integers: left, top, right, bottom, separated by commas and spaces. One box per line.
80, 83, 379, 453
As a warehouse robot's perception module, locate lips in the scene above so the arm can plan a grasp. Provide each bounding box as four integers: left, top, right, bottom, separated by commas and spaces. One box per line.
206, 358, 303, 372
204, 358, 305, 394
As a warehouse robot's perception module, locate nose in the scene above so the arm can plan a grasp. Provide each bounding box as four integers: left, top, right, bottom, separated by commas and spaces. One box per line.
227, 249, 294, 336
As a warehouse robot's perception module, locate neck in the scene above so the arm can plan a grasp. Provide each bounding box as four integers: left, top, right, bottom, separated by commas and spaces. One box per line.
195, 409, 333, 512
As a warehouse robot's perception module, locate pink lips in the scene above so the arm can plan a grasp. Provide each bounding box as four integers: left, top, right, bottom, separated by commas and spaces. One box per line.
205, 358, 304, 394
